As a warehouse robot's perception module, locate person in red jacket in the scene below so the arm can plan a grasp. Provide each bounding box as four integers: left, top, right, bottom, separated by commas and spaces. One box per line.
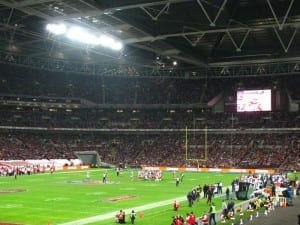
172, 215, 184, 225
173, 200, 180, 211
186, 211, 196, 225
201, 211, 209, 225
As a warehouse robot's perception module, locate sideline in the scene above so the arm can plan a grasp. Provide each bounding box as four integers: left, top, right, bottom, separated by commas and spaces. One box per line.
58, 187, 231, 225
57, 196, 188, 225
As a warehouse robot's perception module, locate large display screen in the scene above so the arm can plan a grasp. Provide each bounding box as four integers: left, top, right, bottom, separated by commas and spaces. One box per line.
237, 89, 271, 112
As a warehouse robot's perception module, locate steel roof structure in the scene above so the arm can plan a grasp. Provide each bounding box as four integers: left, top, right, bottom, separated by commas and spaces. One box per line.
1, 0, 300, 78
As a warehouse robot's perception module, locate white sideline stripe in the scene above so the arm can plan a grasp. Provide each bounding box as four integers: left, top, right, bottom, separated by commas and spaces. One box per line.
57, 196, 187, 225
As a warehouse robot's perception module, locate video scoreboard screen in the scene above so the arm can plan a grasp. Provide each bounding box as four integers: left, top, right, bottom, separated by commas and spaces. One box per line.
237, 89, 271, 112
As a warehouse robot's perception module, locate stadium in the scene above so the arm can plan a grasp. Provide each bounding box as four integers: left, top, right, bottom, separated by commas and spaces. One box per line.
0, 0, 299, 225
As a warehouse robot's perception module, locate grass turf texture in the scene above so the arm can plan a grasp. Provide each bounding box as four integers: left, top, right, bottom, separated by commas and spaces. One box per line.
0, 169, 254, 225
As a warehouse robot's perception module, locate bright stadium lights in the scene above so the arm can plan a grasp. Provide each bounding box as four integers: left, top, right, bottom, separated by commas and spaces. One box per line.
99, 35, 115, 47
46, 23, 123, 51
46, 23, 67, 35
99, 35, 123, 50
66, 26, 101, 45
111, 42, 123, 51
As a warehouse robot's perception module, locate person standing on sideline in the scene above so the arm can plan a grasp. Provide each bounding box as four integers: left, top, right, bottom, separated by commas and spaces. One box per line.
130, 170, 134, 181
86, 170, 90, 180
203, 184, 209, 198
130, 210, 136, 224
50, 165, 55, 175
225, 187, 230, 200
102, 171, 108, 183
14, 169, 17, 179
187, 191, 193, 207
209, 202, 216, 225
218, 182, 223, 194
180, 172, 184, 182
206, 188, 213, 204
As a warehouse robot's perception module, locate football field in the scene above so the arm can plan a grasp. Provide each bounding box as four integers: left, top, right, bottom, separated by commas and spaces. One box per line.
0, 169, 240, 225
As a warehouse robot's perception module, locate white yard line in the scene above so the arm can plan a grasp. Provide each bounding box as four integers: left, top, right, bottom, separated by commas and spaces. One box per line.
57, 186, 231, 225
57, 196, 187, 225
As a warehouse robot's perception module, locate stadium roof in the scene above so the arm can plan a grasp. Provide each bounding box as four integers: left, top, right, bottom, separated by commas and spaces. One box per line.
1, 0, 300, 73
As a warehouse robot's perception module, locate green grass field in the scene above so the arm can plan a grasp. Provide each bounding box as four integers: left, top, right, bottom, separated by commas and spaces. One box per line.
0, 169, 246, 225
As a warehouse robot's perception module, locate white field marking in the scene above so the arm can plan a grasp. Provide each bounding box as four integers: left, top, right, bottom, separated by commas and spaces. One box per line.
141, 183, 161, 187
119, 187, 136, 191
57, 195, 187, 225
45, 197, 70, 202
56, 178, 229, 224
85, 192, 106, 196
0, 203, 23, 208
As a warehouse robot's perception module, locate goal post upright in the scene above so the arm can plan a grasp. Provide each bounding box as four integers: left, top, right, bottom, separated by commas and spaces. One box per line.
185, 125, 208, 162
204, 125, 208, 161
185, 126, 188, 161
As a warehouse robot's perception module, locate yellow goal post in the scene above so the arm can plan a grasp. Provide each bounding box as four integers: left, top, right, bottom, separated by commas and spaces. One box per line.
185, 126, 208, 162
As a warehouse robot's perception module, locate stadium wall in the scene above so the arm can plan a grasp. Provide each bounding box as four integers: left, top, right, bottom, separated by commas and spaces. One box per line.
141, 166, 275, 174
1, 159, 275, 174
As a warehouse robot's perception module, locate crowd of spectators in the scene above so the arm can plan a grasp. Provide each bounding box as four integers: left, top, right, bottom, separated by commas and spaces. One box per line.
1, 106, 300, 129
0, 65, 299, 171
0, 131, 299, 171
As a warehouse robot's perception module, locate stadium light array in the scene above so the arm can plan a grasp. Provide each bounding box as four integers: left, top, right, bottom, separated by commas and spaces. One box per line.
46, 23, 123, 51
46, 23, 67, 35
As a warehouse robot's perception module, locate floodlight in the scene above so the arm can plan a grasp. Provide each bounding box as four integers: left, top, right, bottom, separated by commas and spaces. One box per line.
46, 23, 123, 50
66, 26, 101, 45
99, 35, 115, 47
111, 42, 123, 50
99, 35, 123, 50
46, 23, 66, 35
